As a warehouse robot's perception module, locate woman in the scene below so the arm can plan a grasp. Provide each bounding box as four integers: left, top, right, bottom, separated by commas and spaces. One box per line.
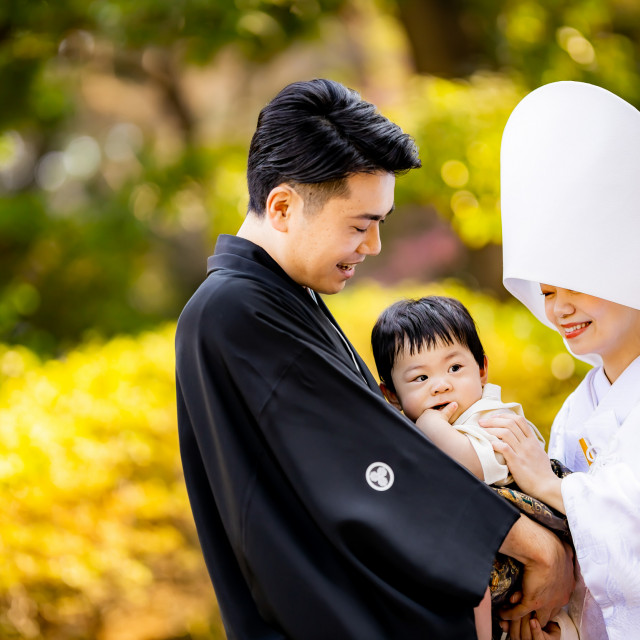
486, 81, 640, 640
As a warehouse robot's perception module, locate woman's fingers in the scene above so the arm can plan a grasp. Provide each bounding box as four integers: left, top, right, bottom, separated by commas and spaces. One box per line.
530, 619, 561, 640
481, 413, 537, 442
508, 613, 532, 640
485, 427, 521, 452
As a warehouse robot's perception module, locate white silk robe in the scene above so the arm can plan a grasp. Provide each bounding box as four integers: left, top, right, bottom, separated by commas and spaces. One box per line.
548, 356, 640, 640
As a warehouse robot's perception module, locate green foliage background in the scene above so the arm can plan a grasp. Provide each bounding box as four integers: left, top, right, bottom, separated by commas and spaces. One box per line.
1, 0, 635, 637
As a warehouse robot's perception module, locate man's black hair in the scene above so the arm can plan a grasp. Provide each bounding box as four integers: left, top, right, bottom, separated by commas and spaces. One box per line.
371, 296, 486, 393
247, 78, 421, 215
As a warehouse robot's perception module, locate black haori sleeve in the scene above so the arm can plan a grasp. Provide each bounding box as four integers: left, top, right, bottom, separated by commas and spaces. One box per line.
176, 262, 518, 640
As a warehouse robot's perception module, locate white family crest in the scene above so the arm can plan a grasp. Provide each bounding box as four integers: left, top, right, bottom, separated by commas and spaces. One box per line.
365, 462, 394, 491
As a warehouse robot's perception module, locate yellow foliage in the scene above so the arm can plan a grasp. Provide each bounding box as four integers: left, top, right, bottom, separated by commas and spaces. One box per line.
0, 283, 589, 638
0, 326, 220, 639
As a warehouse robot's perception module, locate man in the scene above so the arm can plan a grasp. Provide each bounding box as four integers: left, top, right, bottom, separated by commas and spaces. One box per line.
176, 79, 573, 639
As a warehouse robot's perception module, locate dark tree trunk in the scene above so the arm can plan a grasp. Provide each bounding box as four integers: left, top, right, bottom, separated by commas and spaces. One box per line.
394, 0, 494, 76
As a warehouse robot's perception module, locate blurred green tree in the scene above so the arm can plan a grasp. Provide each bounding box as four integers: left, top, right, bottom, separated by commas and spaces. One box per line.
393, 0, 640, 105
0, 0, 346, 353
2, 0, 640, 353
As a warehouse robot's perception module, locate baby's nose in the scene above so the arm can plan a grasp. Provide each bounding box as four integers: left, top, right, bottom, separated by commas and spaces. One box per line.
431, 377, 451, 393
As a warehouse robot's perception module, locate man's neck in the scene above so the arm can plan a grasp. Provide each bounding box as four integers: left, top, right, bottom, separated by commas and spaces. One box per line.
238, 212, 295, 285
237, 211, 268, 245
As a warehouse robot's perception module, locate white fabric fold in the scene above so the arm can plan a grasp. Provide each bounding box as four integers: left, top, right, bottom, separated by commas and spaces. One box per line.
453, 383, 544, 486
549, 357, 640, 640
501, 81, 640, 320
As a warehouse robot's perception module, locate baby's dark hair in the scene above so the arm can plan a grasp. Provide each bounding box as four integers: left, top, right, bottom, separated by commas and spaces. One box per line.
371, 296, 486, 393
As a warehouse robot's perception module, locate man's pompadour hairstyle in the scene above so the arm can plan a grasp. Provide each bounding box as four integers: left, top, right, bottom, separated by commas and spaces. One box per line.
247, 78, 421, 215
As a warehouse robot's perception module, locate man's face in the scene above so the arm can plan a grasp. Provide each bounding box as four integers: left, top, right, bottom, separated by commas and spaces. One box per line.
282, 171, 395, 294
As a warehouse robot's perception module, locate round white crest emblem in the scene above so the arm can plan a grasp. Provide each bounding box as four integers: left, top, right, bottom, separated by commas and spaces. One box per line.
365, 462, 394, 491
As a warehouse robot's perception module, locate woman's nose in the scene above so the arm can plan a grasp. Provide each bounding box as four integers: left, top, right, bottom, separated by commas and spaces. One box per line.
553, 288, 575, 317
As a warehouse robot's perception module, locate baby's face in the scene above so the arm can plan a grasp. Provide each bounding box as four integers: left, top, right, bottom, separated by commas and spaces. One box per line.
390, 339, 486, 424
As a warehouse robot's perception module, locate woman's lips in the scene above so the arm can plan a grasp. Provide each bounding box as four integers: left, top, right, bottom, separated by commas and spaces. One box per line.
561, 321, 591, 339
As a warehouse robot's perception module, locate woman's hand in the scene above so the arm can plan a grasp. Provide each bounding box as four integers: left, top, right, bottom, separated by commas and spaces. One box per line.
530, 618, 562, 640
505, 614, 561, 640
479, 413, 565, 513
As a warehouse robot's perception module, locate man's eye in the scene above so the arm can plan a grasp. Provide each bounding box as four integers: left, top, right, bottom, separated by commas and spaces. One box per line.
354, 227, 366, 233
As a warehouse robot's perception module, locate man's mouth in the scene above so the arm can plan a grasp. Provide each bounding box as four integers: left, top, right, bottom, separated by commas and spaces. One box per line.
337, 262, 358, 271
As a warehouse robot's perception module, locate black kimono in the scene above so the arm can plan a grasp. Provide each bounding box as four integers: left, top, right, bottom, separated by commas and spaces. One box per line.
175, 235, 519, 640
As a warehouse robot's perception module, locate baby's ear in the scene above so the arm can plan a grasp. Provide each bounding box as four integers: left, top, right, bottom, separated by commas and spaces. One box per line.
479, 355, 489, 385
379, 382, 402, 411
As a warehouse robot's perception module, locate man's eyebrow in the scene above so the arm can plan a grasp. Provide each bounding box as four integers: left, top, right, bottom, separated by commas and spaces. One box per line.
355, 204, 395, 221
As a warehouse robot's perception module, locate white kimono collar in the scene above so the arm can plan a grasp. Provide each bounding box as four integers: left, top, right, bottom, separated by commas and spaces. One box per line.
590, 355, 640, 426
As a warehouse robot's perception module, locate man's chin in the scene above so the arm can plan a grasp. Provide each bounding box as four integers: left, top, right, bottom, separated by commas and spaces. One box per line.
317, 281, 347, 295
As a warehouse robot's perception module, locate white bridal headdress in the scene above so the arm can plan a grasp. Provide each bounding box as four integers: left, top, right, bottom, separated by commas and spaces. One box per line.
501, 81, 640, 333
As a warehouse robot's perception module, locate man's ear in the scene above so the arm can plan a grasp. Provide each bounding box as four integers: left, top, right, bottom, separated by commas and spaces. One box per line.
265, 184, 299, 232
479, 355, 489, 385
379, 382, 403, 411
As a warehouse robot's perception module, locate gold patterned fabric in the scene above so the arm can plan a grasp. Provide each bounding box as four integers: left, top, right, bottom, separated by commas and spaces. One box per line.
490, 459, 573, 609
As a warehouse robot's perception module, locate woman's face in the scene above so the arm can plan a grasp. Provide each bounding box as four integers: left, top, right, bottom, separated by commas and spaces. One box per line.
540, 284, 640, 382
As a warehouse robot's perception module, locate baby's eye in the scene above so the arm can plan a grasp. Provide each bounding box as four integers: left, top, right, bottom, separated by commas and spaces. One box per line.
449, 364, 462, 373
415, 374, 428, 382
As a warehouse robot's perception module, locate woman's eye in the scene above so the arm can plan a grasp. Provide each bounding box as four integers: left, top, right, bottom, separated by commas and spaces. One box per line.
354, 227, 366, 233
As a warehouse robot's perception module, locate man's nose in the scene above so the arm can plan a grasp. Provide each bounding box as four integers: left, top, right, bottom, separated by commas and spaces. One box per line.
358, 224, 381, 256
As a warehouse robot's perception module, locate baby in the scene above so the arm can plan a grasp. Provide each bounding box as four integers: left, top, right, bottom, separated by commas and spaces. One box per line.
371, 296, 544, 486
371, 295, 571, 640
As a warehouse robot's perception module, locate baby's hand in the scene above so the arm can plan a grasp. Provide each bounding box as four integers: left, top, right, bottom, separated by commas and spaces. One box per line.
479, 414, 562, 510
416, 402, 458, 436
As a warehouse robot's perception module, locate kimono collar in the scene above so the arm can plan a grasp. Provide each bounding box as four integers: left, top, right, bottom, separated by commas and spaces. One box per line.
208, 234, 284, 278
590, 355, 640, 426
207, 234, 314, 305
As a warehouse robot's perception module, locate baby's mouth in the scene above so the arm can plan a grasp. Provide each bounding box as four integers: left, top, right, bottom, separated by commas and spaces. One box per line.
431, 402, 450, 411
